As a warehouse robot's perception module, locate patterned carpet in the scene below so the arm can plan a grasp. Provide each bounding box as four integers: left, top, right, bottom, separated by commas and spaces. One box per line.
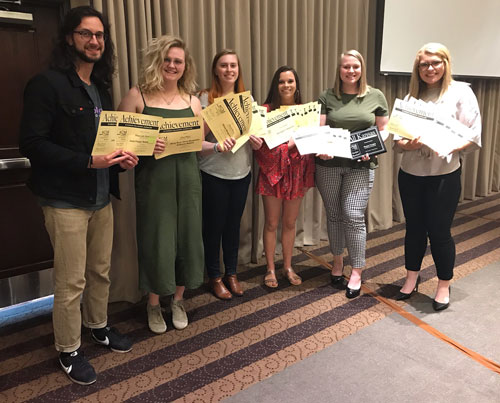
1, 192, 500, 402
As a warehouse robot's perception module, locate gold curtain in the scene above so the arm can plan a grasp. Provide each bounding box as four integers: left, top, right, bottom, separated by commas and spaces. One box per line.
88, 0, 500, 303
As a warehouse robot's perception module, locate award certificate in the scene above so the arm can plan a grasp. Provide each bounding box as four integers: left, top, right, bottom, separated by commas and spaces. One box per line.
155, 116, 203, 159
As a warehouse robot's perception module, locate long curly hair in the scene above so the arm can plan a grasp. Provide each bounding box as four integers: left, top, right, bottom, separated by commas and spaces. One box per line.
50, 6, 115, 87
138, 35, 197, 96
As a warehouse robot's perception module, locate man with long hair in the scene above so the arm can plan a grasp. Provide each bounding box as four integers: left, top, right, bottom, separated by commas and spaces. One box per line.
19, 6, 137, 385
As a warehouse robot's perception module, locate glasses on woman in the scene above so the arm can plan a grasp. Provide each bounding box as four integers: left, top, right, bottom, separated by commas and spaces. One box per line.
73, 30, 106, 42
418, 60, 443, 70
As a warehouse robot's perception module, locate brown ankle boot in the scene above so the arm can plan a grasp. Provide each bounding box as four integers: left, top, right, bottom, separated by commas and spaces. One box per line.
209, 277, 232, 300
224, 274, 243, 296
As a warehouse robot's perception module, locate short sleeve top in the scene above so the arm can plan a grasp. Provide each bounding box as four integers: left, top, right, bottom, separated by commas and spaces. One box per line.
317, 86, 388, 169
197, 91, 252, 179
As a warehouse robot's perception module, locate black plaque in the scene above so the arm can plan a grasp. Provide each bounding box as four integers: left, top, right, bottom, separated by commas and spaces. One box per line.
350, 126, 386, 159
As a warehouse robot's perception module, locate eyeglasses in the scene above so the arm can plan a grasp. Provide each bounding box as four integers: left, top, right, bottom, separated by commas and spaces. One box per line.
418, 60, 443, 70
73, 30, 106, 42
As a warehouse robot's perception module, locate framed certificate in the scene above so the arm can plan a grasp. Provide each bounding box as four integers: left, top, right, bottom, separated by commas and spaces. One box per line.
350, 126, 386, 159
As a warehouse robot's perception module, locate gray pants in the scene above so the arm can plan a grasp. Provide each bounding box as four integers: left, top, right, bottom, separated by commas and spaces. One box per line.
315, 164, 374, 268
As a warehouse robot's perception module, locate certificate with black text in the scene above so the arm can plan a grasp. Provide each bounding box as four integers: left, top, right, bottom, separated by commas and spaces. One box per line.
155, 116, 203, 159
201, 91, 253, 145
92, 111, 159, 156
263, 109, 295, 149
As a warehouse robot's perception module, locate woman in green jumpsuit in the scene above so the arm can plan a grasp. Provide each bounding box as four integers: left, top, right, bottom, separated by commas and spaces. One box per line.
118, 35, 204, 334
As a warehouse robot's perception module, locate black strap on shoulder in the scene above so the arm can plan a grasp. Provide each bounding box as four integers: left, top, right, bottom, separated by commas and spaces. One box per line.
139, 89, 147, 107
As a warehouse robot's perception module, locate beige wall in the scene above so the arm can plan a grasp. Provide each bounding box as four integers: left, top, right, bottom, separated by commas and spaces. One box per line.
65, 0, 499, 302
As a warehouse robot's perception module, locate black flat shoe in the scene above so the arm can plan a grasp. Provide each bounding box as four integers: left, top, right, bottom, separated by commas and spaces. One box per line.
433, 287, 451, 311
395, 276, 421, 301
345, 285, 361, 299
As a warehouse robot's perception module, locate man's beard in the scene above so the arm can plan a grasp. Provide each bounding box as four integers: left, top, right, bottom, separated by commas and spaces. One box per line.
74, 46, 103, 64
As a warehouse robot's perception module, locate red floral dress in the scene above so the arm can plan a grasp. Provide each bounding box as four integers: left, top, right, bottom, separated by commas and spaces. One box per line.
255, 104, 315, 200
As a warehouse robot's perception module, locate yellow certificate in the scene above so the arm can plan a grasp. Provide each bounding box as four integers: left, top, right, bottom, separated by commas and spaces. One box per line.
155, 116, 203, 159
231, 102, 267, 154
201, 91, 253, 145
92, 111, 122, 155
92, 111, 160, 156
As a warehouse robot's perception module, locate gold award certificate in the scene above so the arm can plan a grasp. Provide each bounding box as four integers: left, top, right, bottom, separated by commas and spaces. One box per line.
155, 116, 203, 159
202, 91, 252, 145
92, 111, 159, 156
119, 112, 159, 155
231, 100, 265, 154
387, 99, 434, 140
92, 111, 121, 155
201, 101, 241, 144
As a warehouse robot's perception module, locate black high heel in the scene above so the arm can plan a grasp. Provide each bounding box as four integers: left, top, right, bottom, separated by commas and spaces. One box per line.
433, 287, 451, 311
331, 273, 344, 285
330, 266, 345, 287
345, 284, 361, 299
395, 276, 420, 301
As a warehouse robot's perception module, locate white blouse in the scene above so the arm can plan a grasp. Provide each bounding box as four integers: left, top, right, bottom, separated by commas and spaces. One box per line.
396, 81, 481, 177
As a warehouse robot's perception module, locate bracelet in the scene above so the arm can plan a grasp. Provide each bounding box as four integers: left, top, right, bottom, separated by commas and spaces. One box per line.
213, 143, 219, 153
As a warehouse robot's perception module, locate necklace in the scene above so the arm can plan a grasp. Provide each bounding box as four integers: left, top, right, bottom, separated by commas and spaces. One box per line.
160, 91, 178, 105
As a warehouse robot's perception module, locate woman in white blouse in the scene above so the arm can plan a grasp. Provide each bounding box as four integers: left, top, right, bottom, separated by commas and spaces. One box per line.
394, 43, 481, 311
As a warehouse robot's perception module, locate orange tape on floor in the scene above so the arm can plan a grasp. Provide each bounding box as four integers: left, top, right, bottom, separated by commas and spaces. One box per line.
301, 249, 500, 375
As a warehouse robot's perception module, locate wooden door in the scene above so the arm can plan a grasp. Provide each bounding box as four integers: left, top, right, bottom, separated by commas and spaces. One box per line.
0, 1, 67, 279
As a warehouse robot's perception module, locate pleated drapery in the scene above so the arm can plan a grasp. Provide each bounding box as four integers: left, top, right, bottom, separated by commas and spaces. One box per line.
74, 0, 500, 302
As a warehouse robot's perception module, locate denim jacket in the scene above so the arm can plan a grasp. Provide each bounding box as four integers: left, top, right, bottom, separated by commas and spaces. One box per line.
19, 68, 121, 206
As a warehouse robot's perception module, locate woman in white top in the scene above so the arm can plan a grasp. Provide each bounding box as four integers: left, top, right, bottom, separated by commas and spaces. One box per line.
394, 43, 481, 311
198, 50, 262, 300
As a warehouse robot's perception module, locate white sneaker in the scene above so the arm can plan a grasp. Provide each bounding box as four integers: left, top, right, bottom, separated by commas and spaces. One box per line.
171, 298, 188, 330
147, 303, 166, 334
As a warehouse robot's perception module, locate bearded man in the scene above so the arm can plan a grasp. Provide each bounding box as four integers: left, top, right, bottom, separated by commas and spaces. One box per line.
19, 6, 138, 385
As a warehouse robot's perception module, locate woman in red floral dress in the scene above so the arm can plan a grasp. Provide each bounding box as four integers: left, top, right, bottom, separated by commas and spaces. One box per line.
255, 66, 315, 288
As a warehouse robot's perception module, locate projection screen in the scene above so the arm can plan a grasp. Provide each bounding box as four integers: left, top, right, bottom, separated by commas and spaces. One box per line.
380, 0, 500, 78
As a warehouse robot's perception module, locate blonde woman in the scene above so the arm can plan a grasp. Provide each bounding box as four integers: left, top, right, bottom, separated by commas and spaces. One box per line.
119, 35, 203, 333
394, 43, 481, 311
316, 50, 389, 299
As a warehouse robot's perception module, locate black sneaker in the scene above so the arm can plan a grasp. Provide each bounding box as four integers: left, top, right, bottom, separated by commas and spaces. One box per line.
59, 349, 96, 385
91, 326, 133, 353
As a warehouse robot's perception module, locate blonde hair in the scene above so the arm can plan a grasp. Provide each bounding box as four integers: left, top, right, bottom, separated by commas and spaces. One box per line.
138, 35, 197, 95
409, 42, 453, 100
333, 49, 368, 98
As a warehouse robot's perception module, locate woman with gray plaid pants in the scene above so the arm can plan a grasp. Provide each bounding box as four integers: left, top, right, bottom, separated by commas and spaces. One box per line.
316, 50, 388, 298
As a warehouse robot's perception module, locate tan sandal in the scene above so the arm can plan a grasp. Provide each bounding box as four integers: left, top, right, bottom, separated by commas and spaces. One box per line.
264, 270, 278, 288
283, 267, 302, 286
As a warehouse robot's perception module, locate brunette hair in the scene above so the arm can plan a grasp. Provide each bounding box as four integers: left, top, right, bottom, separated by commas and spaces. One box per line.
264, 66, 302, 111
50, 6, 115, 87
